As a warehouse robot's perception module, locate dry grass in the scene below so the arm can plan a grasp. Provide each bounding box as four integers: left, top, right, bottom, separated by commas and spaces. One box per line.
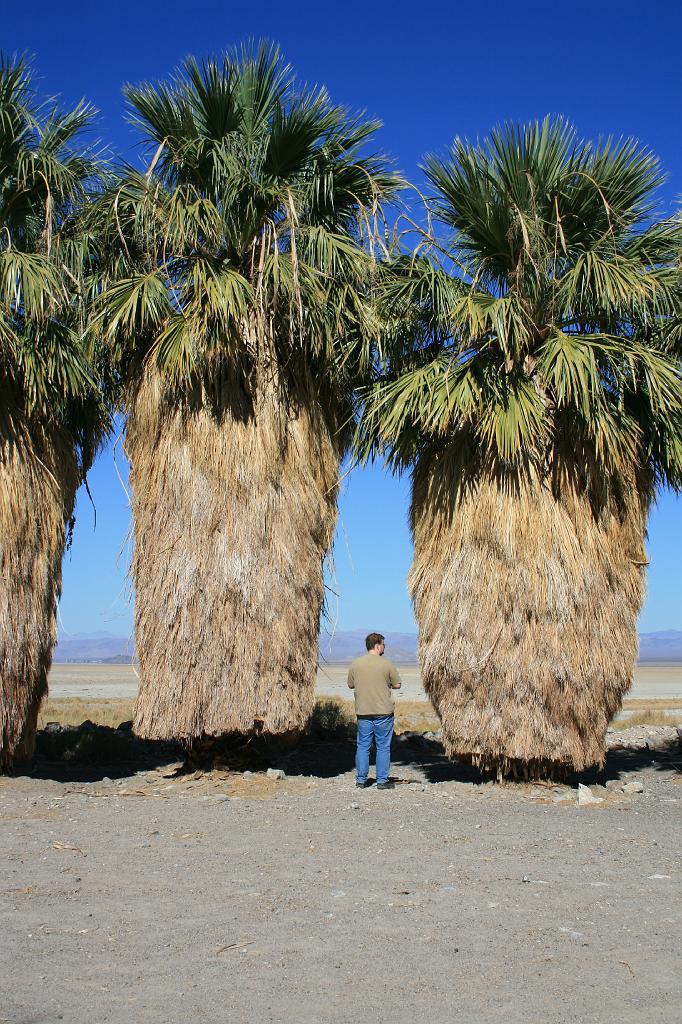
410, 462, 648, 778
622, 698, 682, 711
30, 693, 682, 751
37, 698, 135, 730
613, 709, 682, 729
126, 370, 343, 742
395, 700, 441, 734
34, 695, 443, 738
309, 697, 440, 738
1, 422, 78, 769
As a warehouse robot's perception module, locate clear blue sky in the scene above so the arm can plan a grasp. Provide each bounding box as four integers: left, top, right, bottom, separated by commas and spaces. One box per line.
9, 0, 681, 637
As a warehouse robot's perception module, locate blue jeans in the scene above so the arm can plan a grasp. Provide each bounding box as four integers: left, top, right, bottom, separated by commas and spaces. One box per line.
356, 714, 394, 784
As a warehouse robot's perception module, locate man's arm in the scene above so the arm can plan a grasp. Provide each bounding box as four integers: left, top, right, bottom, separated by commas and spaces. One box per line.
347, 665, 355, 690
389, 663, 402, 690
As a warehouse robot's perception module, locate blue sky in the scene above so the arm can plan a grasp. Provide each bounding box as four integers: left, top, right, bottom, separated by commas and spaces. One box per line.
9, 0, 681, 636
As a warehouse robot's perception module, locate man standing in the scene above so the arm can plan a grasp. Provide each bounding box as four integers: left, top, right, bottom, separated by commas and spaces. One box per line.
347, 633, 402, 790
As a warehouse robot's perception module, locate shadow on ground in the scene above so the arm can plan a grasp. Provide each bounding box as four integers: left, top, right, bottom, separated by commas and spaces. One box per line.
577, 741, 682, 785
281, 733, 682, 784
17, 721, 181, 784
280, 734, 484, 783
9, 720, 681, 787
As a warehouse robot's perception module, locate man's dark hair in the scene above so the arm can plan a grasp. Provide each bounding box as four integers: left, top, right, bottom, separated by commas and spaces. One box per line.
365, 632, 385, 651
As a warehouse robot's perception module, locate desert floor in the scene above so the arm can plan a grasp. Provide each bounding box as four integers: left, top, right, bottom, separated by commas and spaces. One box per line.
47, 661, 682, 702
1, 712, 681, 1024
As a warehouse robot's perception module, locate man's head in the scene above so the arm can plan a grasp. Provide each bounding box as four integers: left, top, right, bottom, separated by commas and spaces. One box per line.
365, 632, 385, 655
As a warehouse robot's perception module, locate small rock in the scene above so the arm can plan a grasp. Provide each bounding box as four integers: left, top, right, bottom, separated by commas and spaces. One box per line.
349, 802, 360, 810
522, 875, 531, 883
243, 770, 253, 777
577, 783, 604, 806
101, 777, 112, 784
605, 779, 623, 792
266, 768, 286, 781
622, 781, 644, 795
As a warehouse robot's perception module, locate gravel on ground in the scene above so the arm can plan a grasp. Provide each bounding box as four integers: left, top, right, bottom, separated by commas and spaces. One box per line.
1, 725, 680, 1024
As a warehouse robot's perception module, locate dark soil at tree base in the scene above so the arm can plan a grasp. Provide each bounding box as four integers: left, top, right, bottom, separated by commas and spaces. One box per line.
1, 726, 680, 1024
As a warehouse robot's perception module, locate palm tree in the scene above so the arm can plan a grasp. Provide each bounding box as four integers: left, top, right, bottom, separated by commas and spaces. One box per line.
92, 43, 400, 743
357, 118, 682, 779
0, 56, 108, 770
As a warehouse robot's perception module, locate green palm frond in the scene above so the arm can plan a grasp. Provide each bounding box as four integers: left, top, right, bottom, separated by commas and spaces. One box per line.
356, 353, 547, 467
0, 53, 109, 463
0, 249, 62, 318
146, 314, 196, 381
95, 272, 174, 345
94, 43, 403, 418
358, 117, 682, 489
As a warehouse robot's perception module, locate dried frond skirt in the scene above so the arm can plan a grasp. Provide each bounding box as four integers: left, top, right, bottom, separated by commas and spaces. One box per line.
0, 425, 77, 769
128, 373, 340, 741
410, 466, 647, 776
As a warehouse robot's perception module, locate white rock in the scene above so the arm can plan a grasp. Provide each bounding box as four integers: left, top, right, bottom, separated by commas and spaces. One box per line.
577, 783, 604, 806
266, 768, 286, 781
559, 926, 584, 939
622, 780, 644, 794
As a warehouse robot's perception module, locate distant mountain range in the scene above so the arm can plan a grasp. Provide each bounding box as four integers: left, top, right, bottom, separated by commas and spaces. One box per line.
53, 628, 682, 664
319, 630, 419, 663
53, 631, 136, 664
637, 630, 682, 663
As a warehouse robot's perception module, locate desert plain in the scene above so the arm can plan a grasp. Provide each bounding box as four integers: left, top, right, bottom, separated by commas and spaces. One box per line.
1, 664, 681, 1024
44, 660, 682, 703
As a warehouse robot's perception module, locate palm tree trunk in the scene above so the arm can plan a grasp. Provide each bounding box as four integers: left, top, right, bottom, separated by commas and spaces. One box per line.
128, 370, 340, 741
0, 422, 78, 770
410, 459, 648, 778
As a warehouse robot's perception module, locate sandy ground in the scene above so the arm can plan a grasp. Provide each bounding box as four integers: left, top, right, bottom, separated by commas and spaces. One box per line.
47, 661, 682, 702
1, 726, 681, 1024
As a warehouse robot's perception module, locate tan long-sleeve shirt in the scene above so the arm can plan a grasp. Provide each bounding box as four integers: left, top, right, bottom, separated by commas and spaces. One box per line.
347, 654, 401, 716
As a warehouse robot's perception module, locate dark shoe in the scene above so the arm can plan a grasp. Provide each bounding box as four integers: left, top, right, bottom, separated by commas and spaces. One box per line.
375, 781, 395, 790
355, 780, 368, 788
